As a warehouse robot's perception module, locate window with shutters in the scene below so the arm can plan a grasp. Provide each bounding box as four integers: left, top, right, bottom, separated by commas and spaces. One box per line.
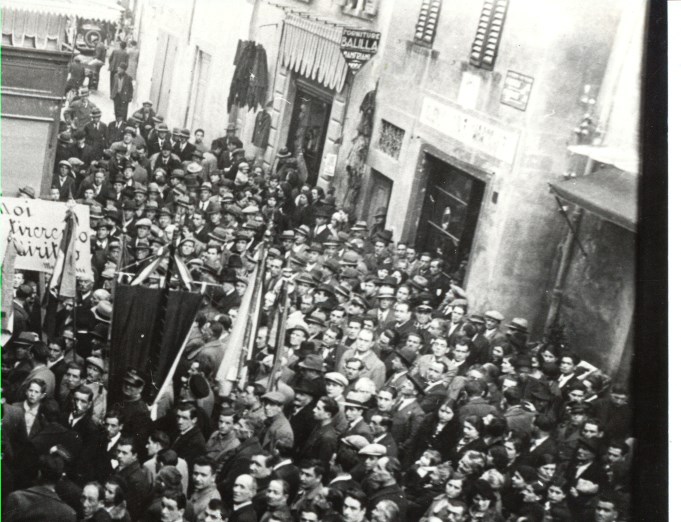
341, 0, 379, 18
470, 0, 509, 70
414, 0, 442, 47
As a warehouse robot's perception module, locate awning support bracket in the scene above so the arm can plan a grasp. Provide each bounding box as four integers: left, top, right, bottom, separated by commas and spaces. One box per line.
554, 195, 588, 258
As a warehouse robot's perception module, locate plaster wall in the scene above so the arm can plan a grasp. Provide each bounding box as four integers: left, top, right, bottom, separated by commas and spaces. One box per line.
365, 0, 623, 337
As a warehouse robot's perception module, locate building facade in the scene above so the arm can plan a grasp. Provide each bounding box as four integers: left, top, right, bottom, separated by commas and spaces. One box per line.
131, 0, 639, 379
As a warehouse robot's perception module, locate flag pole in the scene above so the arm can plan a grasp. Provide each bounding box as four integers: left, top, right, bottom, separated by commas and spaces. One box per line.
146, 228, 179, 399
149, 323, 194, 420
237, 238, 270, 387
267, 278, 290, 391
107, 234, 127, 342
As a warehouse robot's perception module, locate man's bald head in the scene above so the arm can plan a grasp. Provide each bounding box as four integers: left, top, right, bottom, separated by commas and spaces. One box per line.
233, 474, 257, 503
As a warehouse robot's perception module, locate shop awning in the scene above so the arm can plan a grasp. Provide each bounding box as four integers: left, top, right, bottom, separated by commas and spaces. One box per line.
2, 0, 122, 50
281, 14, 349, 92
567, 144, 639, 175
549, 166, 638, 232
3, 0, 123, 24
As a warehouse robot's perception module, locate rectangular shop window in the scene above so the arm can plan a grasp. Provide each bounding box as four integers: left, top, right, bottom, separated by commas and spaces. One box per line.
414, 0, 442, 47
469, 0, 509, 70
378, 120, 405, 159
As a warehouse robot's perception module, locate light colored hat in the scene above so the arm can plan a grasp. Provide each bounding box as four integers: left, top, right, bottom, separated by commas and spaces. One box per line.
324, 372, 348, 387
485, 310, 504, 322
341, 435, 370, 451
358, 444, 387, 456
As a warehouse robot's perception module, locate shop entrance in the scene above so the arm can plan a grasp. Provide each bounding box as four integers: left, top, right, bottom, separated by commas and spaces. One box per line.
286, 81, 332, 187
365, 169, 393, 221
416, 154, 486, 281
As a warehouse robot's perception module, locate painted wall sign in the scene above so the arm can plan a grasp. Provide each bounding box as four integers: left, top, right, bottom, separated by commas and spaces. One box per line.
500, 70, 534, 111
1, 198, 92, 276
340, 28, 381, 73
420, 96, 519, 164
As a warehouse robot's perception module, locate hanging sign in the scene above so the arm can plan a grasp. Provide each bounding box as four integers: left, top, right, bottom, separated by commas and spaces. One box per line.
340, 28, 381, 74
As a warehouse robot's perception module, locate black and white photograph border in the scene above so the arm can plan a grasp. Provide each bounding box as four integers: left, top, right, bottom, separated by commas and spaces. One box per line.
0, 0, 669, 520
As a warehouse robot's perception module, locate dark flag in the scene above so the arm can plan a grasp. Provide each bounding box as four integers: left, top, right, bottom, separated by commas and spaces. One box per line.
108, 285, 202, 403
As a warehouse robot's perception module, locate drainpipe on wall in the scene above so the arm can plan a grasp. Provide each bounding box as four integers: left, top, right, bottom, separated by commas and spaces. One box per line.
545, 206, 584, 330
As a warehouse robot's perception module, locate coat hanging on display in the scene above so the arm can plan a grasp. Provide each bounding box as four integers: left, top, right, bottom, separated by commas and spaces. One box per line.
228, 40, 269, 111
251, 107, 272, 149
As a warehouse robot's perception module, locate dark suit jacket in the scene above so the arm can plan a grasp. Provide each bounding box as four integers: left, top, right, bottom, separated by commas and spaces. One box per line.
344, 418, 373, 440
299, 422, 338, 464
172, 425, 206, 468
217, 437, 263, 502
273, 461, 301, 500
368, 483, 407, 522
107, 120, 126, 144
4, 485, 77, 521
391, 400, 425, 452
52, 175, 77, 201
519, 436, 559, 467
62, 413, 104, 484
418, 382, 449, 414
49, 359, 69, 389
147, 136, 170, 156
113, 461, 152, 521
385, 319, 417, 345
373, 432, 399, 457
109, 48, 129, 71
150, 153, 182, 176
229, 503, 258, 522
174, 141, 197, 162
85, 120, 109, 154
327, 476, 362, 493
111, 72, 134, 102
289, 401, 316, 452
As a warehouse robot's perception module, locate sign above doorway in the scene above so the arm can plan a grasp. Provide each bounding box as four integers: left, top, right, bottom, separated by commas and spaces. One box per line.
340, 28, 381, 74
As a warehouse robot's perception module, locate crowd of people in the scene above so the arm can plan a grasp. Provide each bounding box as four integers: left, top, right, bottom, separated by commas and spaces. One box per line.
4, 40, 633, 522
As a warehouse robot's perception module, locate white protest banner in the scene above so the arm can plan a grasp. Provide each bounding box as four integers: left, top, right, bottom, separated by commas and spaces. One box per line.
0, 198, 92, 277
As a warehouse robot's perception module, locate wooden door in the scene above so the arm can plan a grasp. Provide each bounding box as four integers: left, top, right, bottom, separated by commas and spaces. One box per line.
416, 154, 485, 275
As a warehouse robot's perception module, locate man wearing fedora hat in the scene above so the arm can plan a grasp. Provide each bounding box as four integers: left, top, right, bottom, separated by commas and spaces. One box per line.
18, 185, 36, 199
210, 123, 239, 155
65, 86, 99, 131
564, 436, 608, 519
174, 128, 197, 162
340, 391, 372, 440
148, 122, 171, 156
312, 206, 334, 243
150, 140, 182, 176
84, 107, 109, 156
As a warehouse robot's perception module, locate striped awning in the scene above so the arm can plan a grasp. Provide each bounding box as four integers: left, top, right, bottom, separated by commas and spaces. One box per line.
3, 0, 123, 24
280, 15, 349, 92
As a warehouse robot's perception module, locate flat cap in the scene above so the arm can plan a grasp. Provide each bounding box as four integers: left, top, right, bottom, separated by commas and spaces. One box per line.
324, 372, 349, 387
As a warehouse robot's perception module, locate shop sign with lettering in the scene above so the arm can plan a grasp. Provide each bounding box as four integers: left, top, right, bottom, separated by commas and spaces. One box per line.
340, 28, 381, 73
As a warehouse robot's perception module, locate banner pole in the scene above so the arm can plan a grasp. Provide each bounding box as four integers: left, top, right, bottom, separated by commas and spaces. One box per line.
267, 279, 289, 391
149, 324, 195, 421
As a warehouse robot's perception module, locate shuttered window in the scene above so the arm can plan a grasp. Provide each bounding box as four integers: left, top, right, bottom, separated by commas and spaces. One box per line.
414, 0, 442, 46
470, 0, 509, 70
